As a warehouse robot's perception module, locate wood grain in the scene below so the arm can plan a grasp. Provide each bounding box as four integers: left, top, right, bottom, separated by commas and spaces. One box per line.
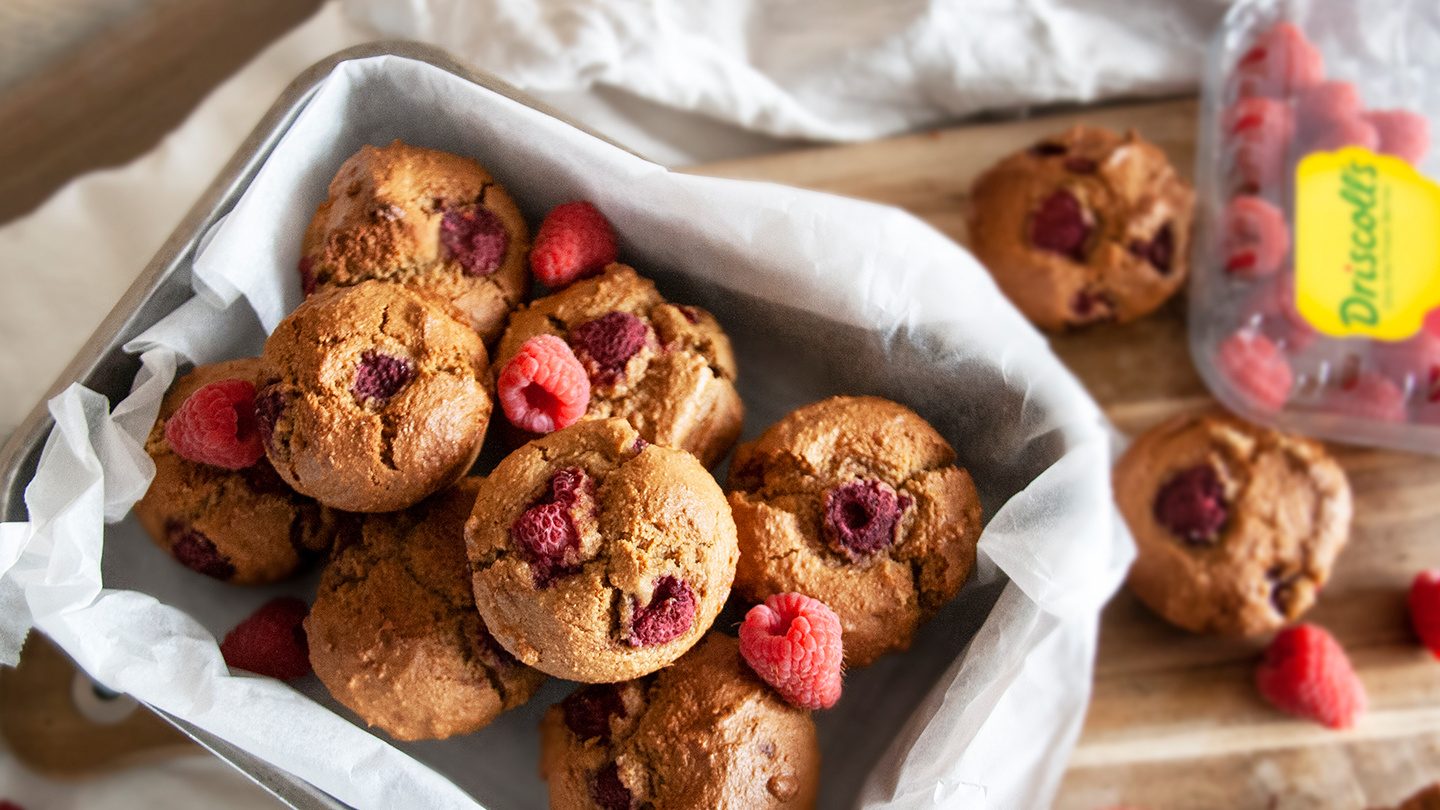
693, 99, 1440, 809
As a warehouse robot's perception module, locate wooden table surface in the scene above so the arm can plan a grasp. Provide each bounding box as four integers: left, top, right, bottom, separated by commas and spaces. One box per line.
5, 4, 1440, 809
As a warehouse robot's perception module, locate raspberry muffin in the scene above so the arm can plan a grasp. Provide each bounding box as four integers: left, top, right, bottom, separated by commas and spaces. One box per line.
300, 140, 531, 343
134, 359, 340, 585
539, 634, 819, 810
1115, 410, 1353, 636
968, 125, 1195, 330
258, 281, 492, 513
726, 396, 983, 667
466, 418, 737, 682
306, 479, 544, 741
494, 263, 742, 468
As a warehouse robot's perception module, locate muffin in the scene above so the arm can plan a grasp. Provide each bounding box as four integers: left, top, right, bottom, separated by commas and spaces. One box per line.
968, 125, 1195, 330
300, 140, 531, 344
306, 478, 544, 741
466, 418, 737, 682
258, 281, 492, 513
726, 396, 983, 667
493, 263, 742, 468
539, 634, 820, 810
1115, 410, 1353, 636
134, 359, 340, 584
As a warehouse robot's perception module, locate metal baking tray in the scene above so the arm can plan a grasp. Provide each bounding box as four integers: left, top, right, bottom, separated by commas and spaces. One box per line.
0, 41, 624, 810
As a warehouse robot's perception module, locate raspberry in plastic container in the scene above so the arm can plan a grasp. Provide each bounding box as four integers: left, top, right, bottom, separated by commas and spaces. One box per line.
1191, 0, 1440, 453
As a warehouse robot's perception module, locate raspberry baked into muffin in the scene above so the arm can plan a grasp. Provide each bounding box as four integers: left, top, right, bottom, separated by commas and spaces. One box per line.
258, 281, 492, 513
306, 478, 544, 741
539, 634, 820, 810
135, 359, 341, 585
727, 396, 983, 667
1115, 410, 1353, 636
466, 418, 737, 682
493, 263, 742, 468
968, 125, 1195, 330
300, 140, 531, 343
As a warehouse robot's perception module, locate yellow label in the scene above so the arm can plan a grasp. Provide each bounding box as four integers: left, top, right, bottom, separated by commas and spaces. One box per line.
1295, 147, 1440, 341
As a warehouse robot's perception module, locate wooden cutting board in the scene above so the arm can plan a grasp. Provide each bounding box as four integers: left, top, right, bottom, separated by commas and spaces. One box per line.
692, 98, 1440, 810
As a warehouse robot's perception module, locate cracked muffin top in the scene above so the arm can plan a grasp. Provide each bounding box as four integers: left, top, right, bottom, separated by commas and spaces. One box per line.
134, 358, 341, 585
258, 280, 492, 513
300, 140, 531, 344
726, 396, 983, 667
306, 478, 544, 741
494, 263, 743, 468
967, 125, 1195, 330
466, 418, 738, 683
1115, 410, 1353, 637
540, 634, 820, 810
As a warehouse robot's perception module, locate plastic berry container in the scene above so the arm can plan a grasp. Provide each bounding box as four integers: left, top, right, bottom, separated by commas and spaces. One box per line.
1190, 0, 1440, 453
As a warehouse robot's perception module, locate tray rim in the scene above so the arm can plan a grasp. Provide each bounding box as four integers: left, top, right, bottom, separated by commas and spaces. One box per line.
0, 39, 633, 810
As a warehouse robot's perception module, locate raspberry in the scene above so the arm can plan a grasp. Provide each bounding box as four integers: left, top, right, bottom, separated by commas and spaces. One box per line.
1223, 196, 1290, 279
1428, 309, 1440, 338
822, 479, 910, 562
164, 378, 266, 470
1327, 372, 1408, 422
1128, 223, 1176, 275
570, 312, 650, 383
1152, 465, 1228, 545
530, 201, 618, 288
511, 467, 593, 586
1409, 571, 1440, 659
167, 522, 235, 580
1303, 114, 1380, 154
440, 206, 509, 277
1216, 329, 1294, 412
298, 256, 317, 297
220, 597, 312, 681
352, 351, 414, 406
1248, 275, 1318, 351
1028, 190, 1092, 262
1367, 110, 1432, 165
1372, 331, 1440, 386
627, 576, 697, 647
497, 335, 591, 434
1295, 81, 1363, 131
1255, 624, 1367, 729
1234, 22, 1325, 99
562, 684, 626, 742
739, 593, 844, 710
1225, 97, 1296, 191
591, 763, 632, 810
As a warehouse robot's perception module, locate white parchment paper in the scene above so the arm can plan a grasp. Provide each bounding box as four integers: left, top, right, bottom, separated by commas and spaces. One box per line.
0, 55, 1133, 809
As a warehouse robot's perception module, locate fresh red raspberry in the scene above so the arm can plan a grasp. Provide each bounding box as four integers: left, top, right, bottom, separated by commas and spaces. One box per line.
1216, 329, 1294, 412
1225, 97, 1296, 191
1295, 81, 1362, 132
1256, 624, 1367, 729
627, 576, 697, 647
1409, 570, 1440, 659
1303, 114, 1380, 154
570, 312, 651, 383
497, 335, 591, 434
530, 201, 618, 288
1327, 372, 1408, 423
511, 467, 594, 586
822, 479, 911, 562
440, 207, 509, 277
1152, 465, 1228, 545
164, 378, 266, 470
739, 593, 844, 710
562, 683, 626, 742
1223, 196, 1290, 279
220, 597, 312, 681
1372, 331, 1440, 386
1247, 275, 1318, 352
1367, 110, 1432, 165
1234, 22, 1325, 99
1427, 309, 1440, 338
351, 351, 414, 406
590, 763, 632, 810
1028, 190, 1092, 262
